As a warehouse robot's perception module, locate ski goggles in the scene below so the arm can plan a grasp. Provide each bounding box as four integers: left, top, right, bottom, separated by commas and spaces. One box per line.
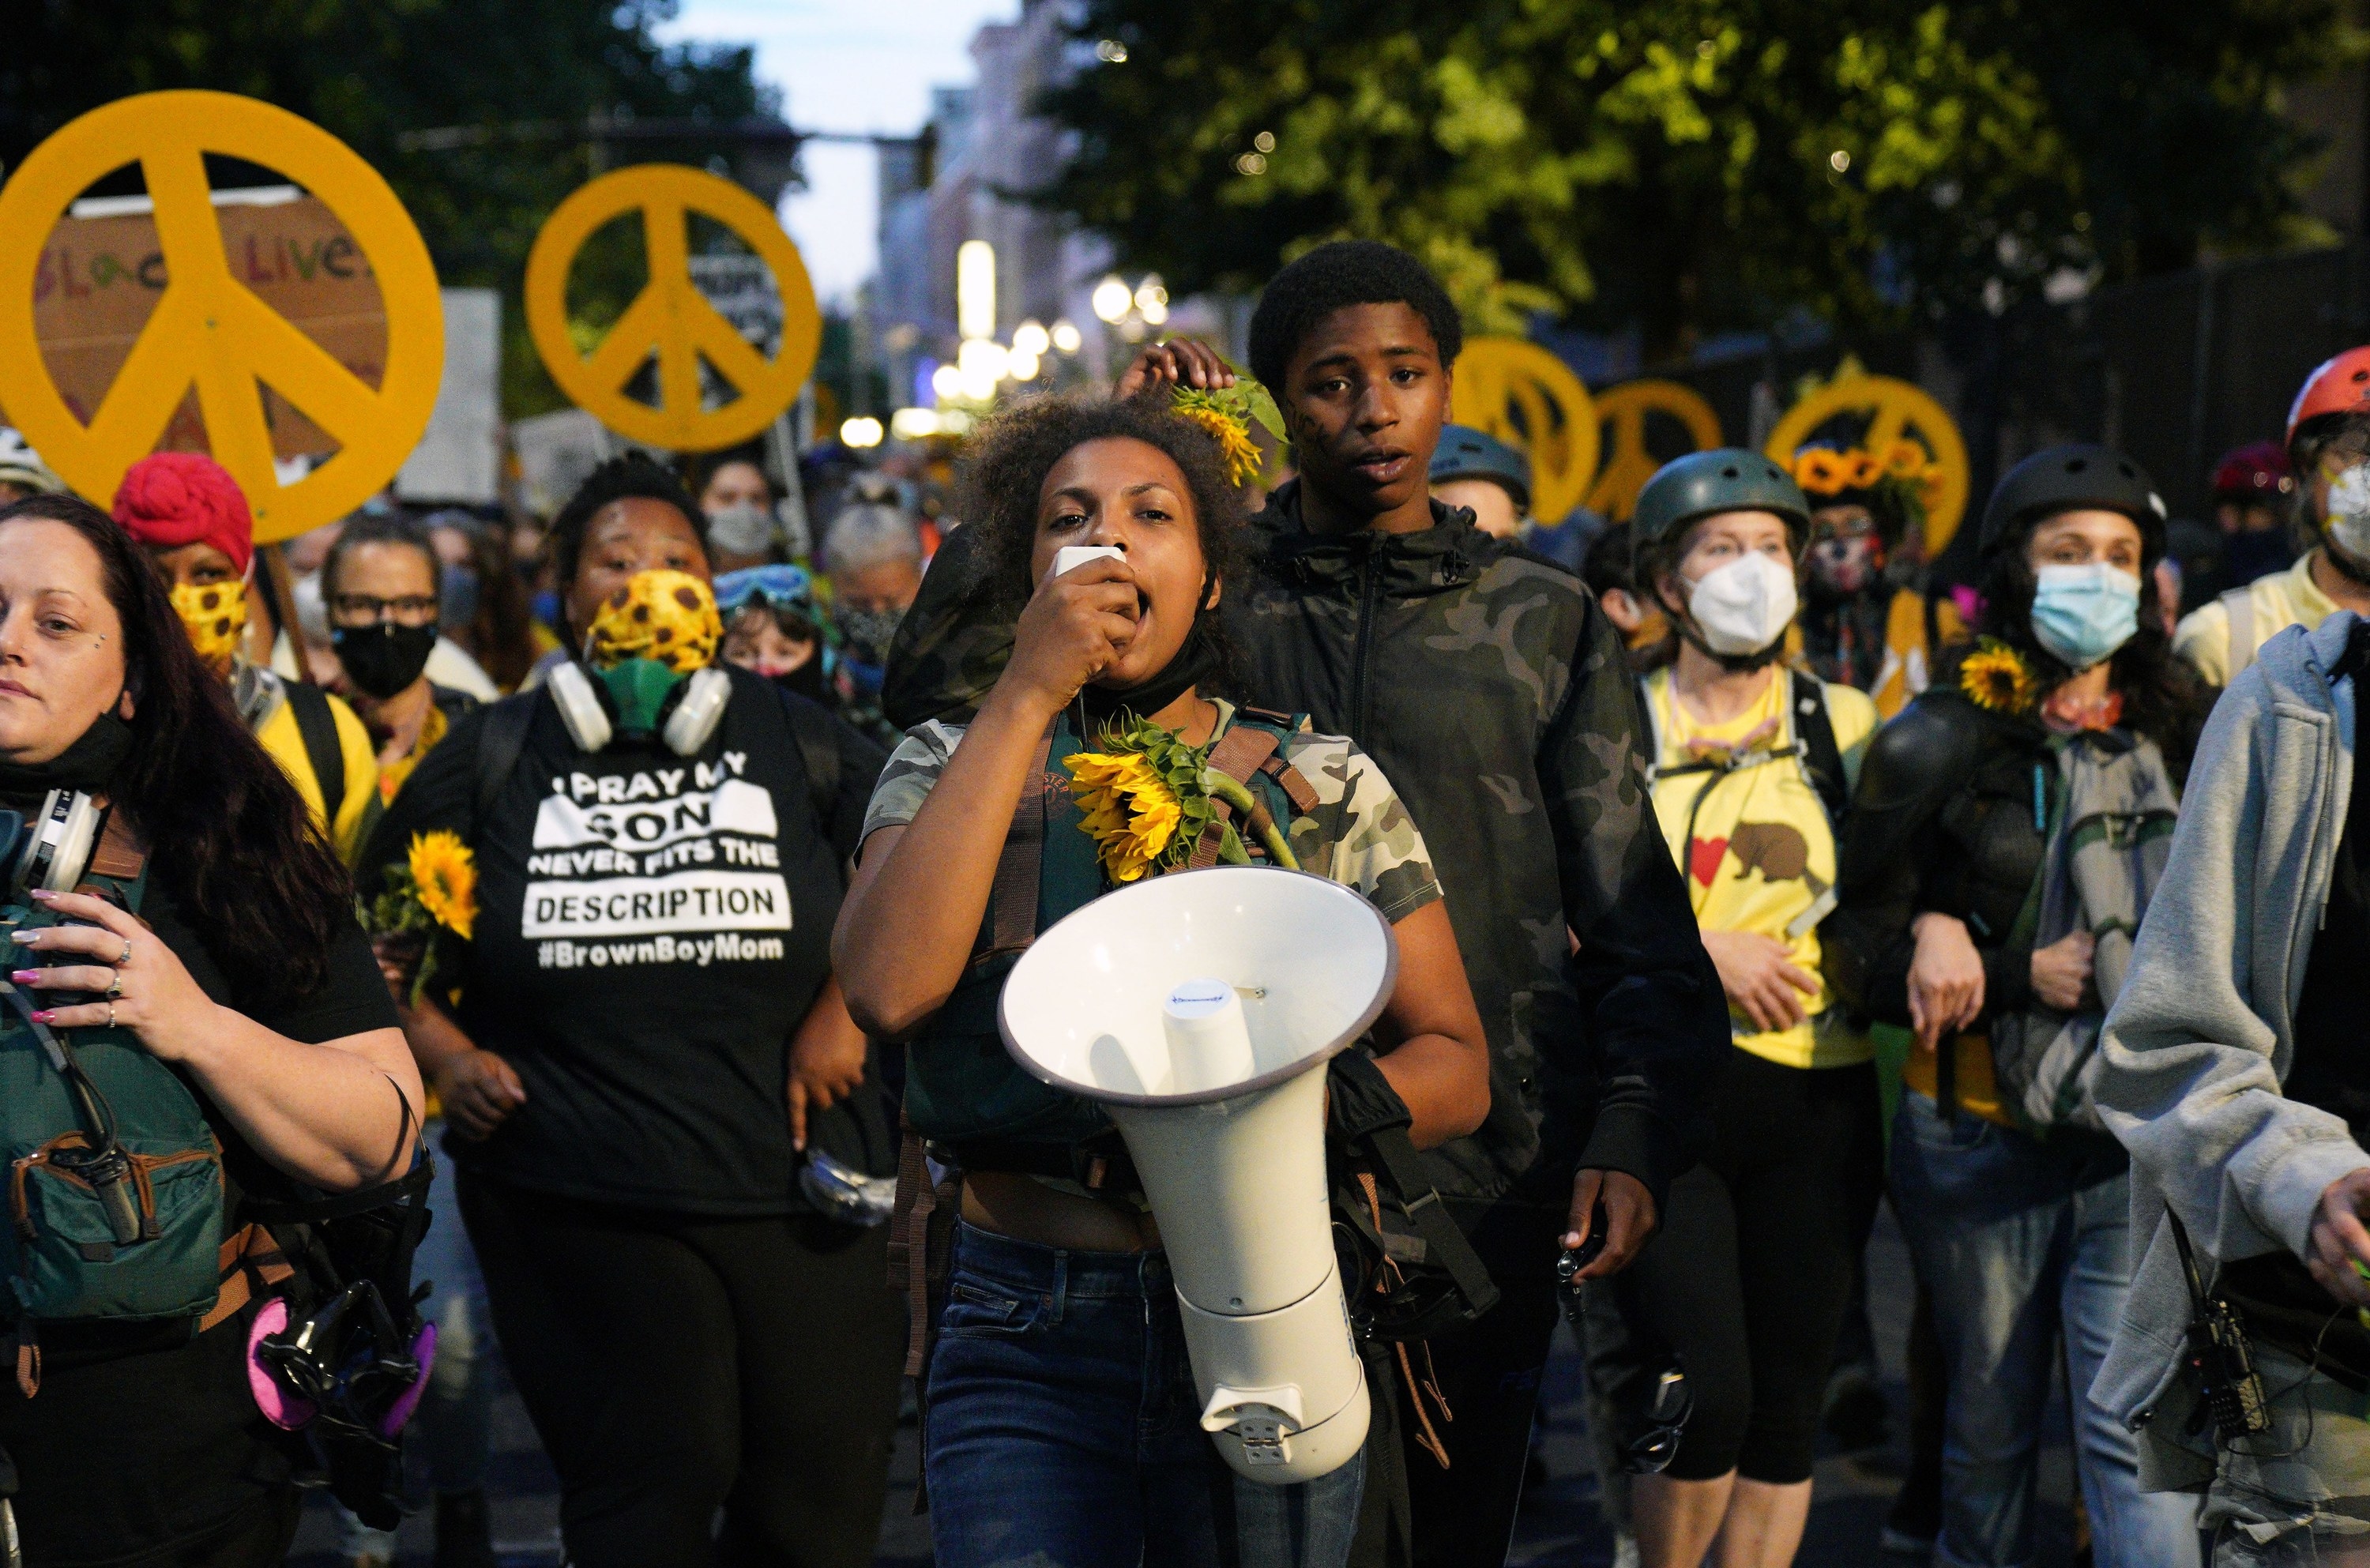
715, 564, 817, 618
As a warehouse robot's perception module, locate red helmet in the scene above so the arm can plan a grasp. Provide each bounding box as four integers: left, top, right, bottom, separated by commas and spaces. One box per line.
2210, 440, 2292, 502
2286, 346, 2370, 447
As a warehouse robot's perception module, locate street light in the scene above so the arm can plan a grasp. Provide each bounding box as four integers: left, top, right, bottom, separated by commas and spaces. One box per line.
1134, 274, 1168, 326
1014, 319, 1051, 356
840, 416, 884, 449
931, 363, 963, 401
1051, 318, 1082, 354
957, 240, 997, 340
1092, 275, 1134, 324
1010, 348, 1041, 381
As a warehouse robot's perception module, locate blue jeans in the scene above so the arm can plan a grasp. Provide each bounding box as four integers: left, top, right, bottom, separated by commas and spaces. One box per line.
1890, 1092, 2201, 1568
924, 1221, 1364, 1568
337, 1126, 498, 1559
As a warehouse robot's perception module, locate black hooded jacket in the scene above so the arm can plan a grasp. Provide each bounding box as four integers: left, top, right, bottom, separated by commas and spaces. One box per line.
1222, 483, 1727, 1209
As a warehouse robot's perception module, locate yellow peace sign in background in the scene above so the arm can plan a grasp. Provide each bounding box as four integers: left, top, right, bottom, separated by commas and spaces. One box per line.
527, 165, 820, 453
1450, 337, 1600, 524
1765, 372, 1972, 558
1586, 380, 1724, 522
0, 91, 444, 543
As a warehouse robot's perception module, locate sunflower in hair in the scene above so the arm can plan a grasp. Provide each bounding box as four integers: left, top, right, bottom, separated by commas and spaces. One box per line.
1959, 637, 2038, 715
1170, 367, 1285, 489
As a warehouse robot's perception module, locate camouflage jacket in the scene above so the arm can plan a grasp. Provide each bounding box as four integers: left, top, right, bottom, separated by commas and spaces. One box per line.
878, 483, 1726, 1209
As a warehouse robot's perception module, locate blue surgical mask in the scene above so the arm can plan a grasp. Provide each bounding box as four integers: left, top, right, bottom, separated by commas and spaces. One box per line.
2030, 563, 2141, 671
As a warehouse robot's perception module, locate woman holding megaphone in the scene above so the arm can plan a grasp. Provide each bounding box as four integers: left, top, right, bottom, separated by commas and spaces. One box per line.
835, 395, 1489, 1568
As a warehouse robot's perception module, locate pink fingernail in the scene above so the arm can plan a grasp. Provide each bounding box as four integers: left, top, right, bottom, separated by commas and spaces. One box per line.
28, 889, 54, 901
30, 1010, 54, 1023
9, 971, 35, 983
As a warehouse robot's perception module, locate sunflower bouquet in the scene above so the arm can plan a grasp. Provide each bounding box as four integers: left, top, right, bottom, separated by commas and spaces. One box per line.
361, 829, 480, 1005
1789, 439, 1946, 542
1066, 718, 1299, 883
1171, 368, 1285, 489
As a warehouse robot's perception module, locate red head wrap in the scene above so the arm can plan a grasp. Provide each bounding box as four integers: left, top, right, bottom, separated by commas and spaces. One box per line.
109, 453, 254, 577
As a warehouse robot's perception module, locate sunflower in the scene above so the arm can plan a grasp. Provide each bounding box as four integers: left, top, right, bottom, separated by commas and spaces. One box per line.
1067, 749, 1187, 882
1175, 399, 1265, 488
1844, 451, 1885, 489
1795, 449, 1848, 494
585, 569, 723, 674
1883, 439, 1931, 479
408, 830, 478, 939
1959, 637, 2038, 715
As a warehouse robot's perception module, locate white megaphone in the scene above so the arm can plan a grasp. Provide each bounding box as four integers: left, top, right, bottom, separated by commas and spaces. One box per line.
999, 865, 1397, 1485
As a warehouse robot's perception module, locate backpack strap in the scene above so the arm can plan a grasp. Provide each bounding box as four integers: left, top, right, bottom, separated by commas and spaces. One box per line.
1185, 712, 1321, 870
472, 690, 543, 828
977, 727, 1059, 963
2219, 586, 2257, 680
284, 682, 346, 828
777, 687, 842, 837
1789, 668, 1849, 828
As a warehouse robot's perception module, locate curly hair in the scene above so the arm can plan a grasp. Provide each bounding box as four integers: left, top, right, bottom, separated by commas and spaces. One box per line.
1247, 240, 1464, 395
958, 394, 1250, 625
0, 494, 352, 1010
547, 453, 707, 594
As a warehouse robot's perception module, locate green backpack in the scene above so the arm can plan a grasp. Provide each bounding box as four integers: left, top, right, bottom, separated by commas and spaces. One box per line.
905, 707, 1319, 1172
0, 819, 225, 1386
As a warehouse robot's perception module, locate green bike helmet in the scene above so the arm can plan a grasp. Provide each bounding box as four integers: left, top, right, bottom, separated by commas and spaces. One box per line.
1430, 424, 1533, 510
1630, 449, 1811, 577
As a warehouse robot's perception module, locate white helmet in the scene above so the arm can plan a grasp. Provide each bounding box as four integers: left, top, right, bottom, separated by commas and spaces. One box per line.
0, 431, 63, 497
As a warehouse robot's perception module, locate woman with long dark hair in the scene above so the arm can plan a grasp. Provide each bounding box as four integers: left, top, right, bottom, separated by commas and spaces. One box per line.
1826, 446, 2205, 1568
0, 493, 417, 1566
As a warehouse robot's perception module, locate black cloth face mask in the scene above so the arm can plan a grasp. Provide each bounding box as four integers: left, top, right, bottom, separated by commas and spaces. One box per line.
333, 622, 439, 699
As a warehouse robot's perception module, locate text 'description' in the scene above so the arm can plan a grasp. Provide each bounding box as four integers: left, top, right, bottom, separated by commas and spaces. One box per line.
521, 870, 792, 938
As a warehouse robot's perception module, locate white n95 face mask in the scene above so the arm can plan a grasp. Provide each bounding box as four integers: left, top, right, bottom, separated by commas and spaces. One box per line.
1687, 551, 1800, 656
2326, 463, 2370, 566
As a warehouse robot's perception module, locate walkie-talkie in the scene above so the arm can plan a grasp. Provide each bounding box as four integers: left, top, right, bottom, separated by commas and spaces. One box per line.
2166, 1209, 2271, 1441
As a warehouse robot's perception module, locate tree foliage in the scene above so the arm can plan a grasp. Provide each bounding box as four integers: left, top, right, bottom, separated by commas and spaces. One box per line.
0, 0, 773, 415
1038, 0, 2353, 357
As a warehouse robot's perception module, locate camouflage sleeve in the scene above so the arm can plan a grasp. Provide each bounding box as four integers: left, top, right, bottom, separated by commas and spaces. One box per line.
859, 720, 963, 844
1279, 731, 1443, 923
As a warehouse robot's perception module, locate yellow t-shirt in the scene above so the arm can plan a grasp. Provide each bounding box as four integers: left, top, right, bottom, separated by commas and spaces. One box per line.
1645, 666, 1879, 1069
2172, 549, 2341, 687
252, 688, 380, 867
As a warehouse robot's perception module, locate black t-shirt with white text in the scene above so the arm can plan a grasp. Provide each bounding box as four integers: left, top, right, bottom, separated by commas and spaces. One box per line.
365, 667, 886, 1215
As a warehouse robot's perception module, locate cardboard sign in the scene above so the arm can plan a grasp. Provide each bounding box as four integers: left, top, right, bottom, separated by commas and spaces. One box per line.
0, 91, 443, 543
1450, 337, 1601, 524
36, 193, 386, 463
525, 164, 820, 452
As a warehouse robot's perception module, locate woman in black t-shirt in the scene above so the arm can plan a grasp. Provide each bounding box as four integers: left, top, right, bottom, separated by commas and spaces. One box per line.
0, 494, 416, 1568
363, 455, 905, 1568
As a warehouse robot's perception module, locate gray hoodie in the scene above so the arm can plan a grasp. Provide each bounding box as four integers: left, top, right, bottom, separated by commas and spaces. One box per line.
2093, 610, 2370, 1486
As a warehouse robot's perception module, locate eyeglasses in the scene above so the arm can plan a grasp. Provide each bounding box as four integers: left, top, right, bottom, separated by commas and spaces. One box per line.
330, 593, 438, 626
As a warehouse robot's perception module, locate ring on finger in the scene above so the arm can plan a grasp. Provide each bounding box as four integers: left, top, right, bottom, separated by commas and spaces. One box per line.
105, 1000, 115, 1029
116, 939, 132, 967
105, 971, 123, 1000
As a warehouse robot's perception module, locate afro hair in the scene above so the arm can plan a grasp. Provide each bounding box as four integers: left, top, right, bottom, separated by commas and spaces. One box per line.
547, 453, 708, 591
1247, 240, 1464, 397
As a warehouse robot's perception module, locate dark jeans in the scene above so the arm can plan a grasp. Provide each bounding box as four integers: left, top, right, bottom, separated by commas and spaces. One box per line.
457, 1171, 906, 1568
1403, 1195, 1568, 1568
925, 1221, 1365, 1568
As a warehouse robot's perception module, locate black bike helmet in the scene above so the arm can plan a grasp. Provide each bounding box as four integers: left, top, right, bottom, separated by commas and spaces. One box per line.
1976, 444, 2166, 559
1630, 449, 1811, 574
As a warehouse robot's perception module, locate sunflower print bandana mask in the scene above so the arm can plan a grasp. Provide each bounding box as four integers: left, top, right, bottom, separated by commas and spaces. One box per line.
169, 579, 248, 677
583, 570, 723, 675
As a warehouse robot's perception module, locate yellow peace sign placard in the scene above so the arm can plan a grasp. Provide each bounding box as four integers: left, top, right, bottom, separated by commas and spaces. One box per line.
1450, 337, 1599, 523
1586, 379, 1724, 522
0, 91, 444, 543
527, 165, 820, 453
1764, 372, 1971, 557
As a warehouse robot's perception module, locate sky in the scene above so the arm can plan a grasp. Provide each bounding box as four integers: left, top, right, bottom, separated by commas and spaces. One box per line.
656, 1, 1021, 307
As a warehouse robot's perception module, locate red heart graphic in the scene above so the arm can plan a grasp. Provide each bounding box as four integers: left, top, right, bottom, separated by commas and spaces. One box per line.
1688, 836, 1729, 887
